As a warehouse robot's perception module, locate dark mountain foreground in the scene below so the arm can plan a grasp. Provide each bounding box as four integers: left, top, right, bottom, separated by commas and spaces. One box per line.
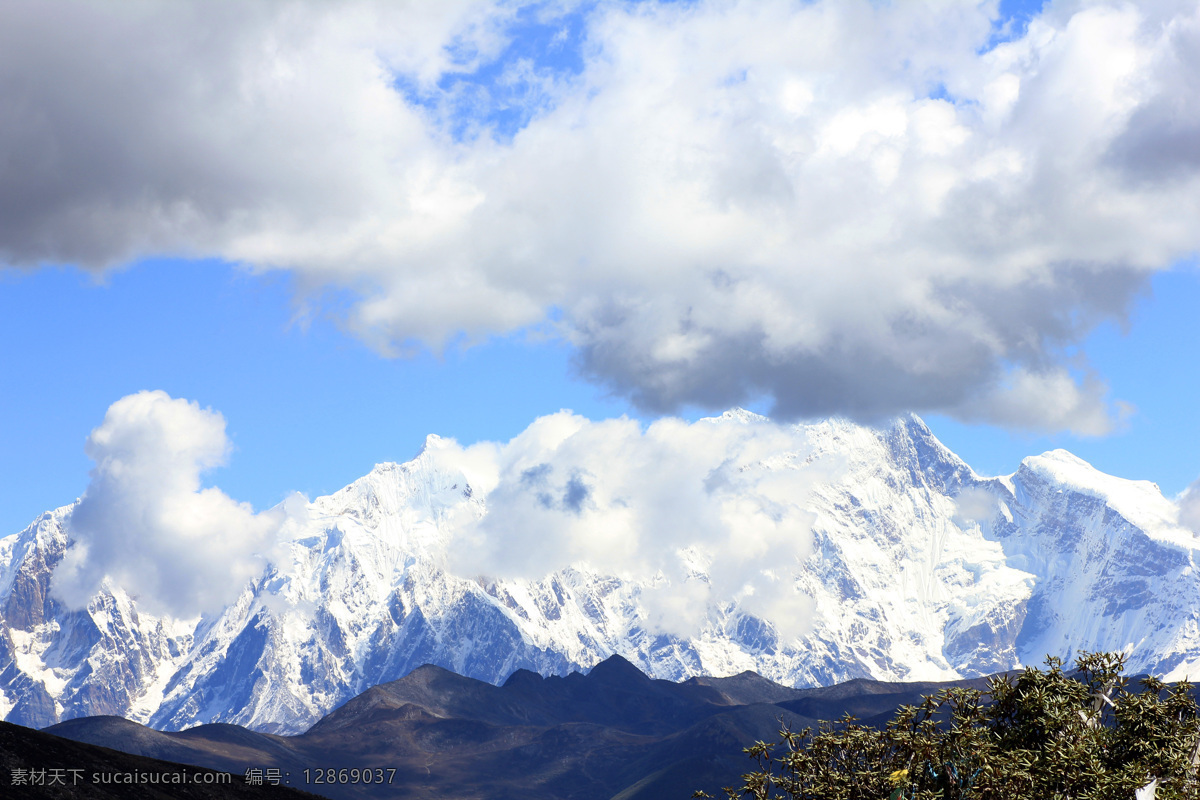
0, 720, 322, 799
32, 655, 1008, 800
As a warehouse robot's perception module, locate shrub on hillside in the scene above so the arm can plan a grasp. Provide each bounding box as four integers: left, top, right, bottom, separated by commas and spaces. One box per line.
695, 652, 1200, 800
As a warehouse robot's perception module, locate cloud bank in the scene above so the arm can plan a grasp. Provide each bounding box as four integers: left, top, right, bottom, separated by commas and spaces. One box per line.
443, 411, 824, 638
52, 391, 282, 617
4, 1, 1200, 430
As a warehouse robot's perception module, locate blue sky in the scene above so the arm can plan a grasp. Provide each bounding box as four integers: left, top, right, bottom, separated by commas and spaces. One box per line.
1, 258, 630, 532
5, 257, 1197, 536
3, 0, 1200, 535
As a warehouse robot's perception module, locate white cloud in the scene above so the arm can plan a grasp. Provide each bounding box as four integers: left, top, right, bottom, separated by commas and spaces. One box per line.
4, 1, 1200, 430
1180, 478, 1200, 534
51, 391, 284, 617
447, 411, 826, 639
953, 485, 1002, 534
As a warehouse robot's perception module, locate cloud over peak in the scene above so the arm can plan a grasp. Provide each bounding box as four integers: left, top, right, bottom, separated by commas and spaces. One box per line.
52, 391, 283, 617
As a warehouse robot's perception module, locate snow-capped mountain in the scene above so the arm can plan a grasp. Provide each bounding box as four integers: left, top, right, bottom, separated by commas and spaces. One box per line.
2, 412, 1198, 733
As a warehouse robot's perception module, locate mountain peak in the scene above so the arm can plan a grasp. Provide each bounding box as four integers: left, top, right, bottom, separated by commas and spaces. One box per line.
895, 411, 932, 434
394, 662, 464, 686
1031, 448, 1091, 467
421, 432, 447, 449
586, 654, 651, 685
502, 668, 544, 689
1020, 448, 1144, 497
701, 408, 769, 425
1015, 448, 1192, 547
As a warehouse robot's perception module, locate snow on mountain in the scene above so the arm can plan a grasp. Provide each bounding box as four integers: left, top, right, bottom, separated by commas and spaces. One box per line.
986, 450, 1200, 680
1, 412, 1198, 733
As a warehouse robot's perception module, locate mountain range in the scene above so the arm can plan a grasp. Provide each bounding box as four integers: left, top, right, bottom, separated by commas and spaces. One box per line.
2, 411, 1197, 734
39, 653, 1002, 800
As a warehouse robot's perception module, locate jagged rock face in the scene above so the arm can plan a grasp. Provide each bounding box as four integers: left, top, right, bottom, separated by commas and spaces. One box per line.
1, 413, 1198, 733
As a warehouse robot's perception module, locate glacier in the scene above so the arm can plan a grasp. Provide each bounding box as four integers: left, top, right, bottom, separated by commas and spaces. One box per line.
1, 411, 1198, 734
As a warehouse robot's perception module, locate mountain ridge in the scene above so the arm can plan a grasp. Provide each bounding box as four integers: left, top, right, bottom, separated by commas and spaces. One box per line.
39, 653, 1013, 800
2, 411, 1198, 733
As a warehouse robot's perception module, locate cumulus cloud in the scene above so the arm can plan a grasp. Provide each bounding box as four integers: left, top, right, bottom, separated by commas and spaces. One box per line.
446, 411, 826, 639
4, 1, 1200, 430
52, 391, 283, 617
1180, 478, 1200, 534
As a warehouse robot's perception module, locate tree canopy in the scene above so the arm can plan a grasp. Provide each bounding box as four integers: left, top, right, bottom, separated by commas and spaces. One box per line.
696, 653, 1200, 800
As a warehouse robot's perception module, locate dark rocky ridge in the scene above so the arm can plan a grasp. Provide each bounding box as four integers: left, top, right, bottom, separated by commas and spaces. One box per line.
44, 654, 1014, 800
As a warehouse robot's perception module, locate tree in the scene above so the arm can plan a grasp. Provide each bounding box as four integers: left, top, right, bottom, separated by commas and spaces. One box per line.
695, 652, 1200, 800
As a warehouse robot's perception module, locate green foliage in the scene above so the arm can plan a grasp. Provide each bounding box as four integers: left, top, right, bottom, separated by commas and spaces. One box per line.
695, 653, 1200, 800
